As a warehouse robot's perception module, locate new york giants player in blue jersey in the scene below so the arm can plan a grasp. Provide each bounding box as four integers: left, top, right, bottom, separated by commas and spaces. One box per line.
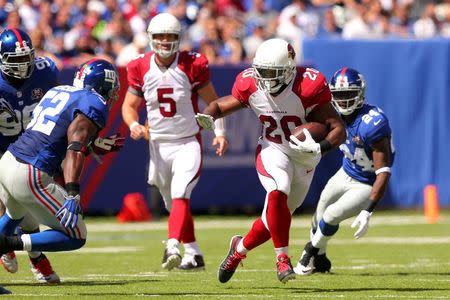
0, 59, 120, 289
294, 67, 394, 275
0, 28, 61, 283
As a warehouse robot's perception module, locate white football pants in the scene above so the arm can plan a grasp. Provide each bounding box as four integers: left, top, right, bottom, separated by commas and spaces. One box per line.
148, 134, 202, 211
0, 151, 87, 239
312, 167, 372, 229
255, 140, 315, 228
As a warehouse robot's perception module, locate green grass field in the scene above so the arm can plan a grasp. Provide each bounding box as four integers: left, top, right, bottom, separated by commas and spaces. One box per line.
0, 210, 449, 299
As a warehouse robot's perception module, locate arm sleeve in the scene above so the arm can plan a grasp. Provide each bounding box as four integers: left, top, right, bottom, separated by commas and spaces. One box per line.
364, 117, 392, 146
75, 94, 109, 129
126, 60, 144, 97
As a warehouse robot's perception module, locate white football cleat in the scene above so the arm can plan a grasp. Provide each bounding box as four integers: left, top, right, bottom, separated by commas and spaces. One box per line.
161, 247, 181, 271
293, 242, 318, 276
1, 252, 18, 273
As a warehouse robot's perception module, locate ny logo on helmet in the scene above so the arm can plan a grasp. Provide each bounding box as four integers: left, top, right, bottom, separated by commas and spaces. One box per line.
15, 40, 31, 53
104, 69, 116, 84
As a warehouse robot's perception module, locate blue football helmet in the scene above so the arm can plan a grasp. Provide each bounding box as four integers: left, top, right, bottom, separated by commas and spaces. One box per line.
73, 59, 120, 108
0, 28, 35, 79
329, 67, 366, 115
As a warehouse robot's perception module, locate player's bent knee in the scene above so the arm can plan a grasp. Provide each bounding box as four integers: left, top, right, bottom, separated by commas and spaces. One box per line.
66, 238, 86, 250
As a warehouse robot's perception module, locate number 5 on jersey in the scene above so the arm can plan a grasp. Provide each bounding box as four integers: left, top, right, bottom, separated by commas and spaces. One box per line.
157, 88, 176, 117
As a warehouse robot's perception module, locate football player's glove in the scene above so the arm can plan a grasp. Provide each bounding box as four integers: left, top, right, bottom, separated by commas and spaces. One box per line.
90, 133, 125, 155
0, 98, 18, 123
289, 129, 321, 154
351, 210, 372, 239
289, 131, 321, 169
56, 194, 82, 229
195, 113, 215, 131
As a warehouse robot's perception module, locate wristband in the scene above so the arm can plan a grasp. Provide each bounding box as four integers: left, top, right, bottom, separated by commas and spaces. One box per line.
214, 118, 226, 137
129, 121, 140, 131
375, 167, 391, 175
319, 139, 332, 152
65, 182, 80, 197
366, 200, 378, 213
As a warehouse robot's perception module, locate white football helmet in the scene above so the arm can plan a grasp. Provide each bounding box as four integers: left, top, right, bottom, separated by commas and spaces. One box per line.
147, 13, 181, 58
252, 38, 296, 94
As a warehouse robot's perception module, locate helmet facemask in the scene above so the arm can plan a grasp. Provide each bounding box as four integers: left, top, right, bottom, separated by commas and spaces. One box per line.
331, 88, 364, 115
0, 48, 35, 79
252, 64, 295, 94
149, 33, 180, 58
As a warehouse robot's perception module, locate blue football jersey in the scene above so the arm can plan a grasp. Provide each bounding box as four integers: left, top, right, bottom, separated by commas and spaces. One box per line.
340, 104, 394, 185
8, 85, 109, 175
0, 56, 59, 153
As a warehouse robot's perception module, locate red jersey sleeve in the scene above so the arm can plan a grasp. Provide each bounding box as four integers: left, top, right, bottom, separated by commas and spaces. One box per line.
178, 51, 210, 89
293, 67, 332, 110
231, 69, 257, 107
126, 53, 151, 96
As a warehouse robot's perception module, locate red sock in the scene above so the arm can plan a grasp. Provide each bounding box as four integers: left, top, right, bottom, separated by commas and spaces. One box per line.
181, 210, 196, 243
266, 190, 290, 248
168, 198, 190, 240
243, 217, 271, 251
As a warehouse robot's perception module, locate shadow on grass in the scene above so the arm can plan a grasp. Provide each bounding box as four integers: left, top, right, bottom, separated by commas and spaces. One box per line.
4, 278, 159, 287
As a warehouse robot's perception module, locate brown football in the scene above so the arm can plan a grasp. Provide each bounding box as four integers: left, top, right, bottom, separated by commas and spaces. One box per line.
291, 122, 328, 142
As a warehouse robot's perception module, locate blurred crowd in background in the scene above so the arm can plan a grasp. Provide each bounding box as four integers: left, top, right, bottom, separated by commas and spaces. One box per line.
2, 0, 450, 69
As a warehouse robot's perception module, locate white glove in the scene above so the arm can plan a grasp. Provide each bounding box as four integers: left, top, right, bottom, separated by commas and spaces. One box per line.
289, 129, 322, 169
195, 113, 215, 131
290, 129, 321, 154
351, 210, 372, 239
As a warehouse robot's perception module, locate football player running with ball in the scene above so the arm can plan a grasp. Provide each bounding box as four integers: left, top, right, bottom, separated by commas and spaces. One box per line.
122, 13, 229, 271
294, 67, 394, 275
196, 38, 346, 283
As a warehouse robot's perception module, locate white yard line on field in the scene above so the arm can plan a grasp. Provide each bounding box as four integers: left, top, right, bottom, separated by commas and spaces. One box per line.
84, 215, 449, 233
291, 236, 450, 245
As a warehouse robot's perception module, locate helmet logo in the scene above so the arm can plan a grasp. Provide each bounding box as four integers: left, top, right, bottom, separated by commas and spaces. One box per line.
104, 69, 117, 85
338, 75, 348, 87
15, 40, 31, 53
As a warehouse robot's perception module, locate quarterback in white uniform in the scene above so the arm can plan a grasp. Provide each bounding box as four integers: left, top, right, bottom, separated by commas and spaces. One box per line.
294, 67, 394, 275
122, 13, 228, 271
196, 38, 346, 283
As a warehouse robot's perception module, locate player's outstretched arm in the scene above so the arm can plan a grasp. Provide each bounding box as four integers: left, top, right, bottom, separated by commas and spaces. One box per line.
202, 95, 243, 119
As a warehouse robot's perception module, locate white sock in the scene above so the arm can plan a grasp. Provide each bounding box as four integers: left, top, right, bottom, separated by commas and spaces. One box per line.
275, 247, 288, 257
167, 238, 180, 250
21, 234, 32, 252
311, 227, 331, 252
184, 242, 202, 257
236, 239, 248, 255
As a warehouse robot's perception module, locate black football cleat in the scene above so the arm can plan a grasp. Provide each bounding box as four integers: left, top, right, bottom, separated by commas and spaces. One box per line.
314, 253, 331, 273
218, 235, 246, 283
276, 253, 296, 283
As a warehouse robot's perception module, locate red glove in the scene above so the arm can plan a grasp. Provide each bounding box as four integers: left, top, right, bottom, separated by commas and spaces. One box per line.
90, 133, 125, 155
